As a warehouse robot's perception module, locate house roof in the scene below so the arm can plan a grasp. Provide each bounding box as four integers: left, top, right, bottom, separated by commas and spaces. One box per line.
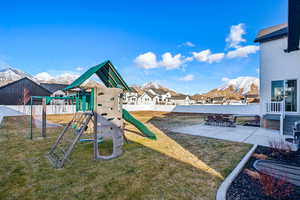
171, 95, 188, 100
144, 91, 156, 99
41, 83, 68, 93
255, 0, 300, 51
254, 24, 288, 43
64, 60, 131, 91
0, 77, 51, 94
129, 87, 138, 93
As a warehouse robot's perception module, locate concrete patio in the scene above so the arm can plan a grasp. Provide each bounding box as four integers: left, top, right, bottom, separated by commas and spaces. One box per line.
172, 124, 283, 147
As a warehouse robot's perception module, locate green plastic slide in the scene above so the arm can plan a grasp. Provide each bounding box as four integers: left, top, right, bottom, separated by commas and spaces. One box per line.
122, 109, 157, 140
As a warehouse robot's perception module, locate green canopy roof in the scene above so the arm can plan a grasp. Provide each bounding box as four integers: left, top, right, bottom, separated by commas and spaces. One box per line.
64, 60, 131, 91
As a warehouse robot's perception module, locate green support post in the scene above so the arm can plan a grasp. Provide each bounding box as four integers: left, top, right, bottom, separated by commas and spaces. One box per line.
82, 95, 86, 112
76, 95, 79, 112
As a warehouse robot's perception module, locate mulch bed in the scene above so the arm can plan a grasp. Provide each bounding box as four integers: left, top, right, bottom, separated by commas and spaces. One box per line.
227, 146, 300, 200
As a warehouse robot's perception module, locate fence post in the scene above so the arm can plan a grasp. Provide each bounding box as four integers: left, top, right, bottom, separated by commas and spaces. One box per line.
30, 97, 33, 140
42, 98, 46, 138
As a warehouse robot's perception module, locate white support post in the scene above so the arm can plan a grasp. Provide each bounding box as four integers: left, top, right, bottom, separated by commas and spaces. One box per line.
280, 100, 285, 136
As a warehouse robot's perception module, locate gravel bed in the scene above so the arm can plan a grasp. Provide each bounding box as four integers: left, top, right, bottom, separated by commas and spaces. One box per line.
227, 146, 300, 200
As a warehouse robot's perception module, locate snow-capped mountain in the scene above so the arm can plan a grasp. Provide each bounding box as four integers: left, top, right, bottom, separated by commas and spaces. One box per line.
0, 67, 37, 87
192, 76, 259, 102
0, 67, 102, 88
142, 82, 165, 90
34, 72, 103, 87
218, 76, 259, 94
139, 81, 178, 95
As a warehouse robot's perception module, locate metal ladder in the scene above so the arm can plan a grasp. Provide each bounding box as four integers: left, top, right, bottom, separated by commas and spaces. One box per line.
47, 112, 93, 168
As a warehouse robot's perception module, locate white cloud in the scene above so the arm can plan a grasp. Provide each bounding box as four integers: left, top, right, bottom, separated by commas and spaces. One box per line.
76, 67, 84, 71
135, 52, 192, 70
35, 72, 54, 81
160, 52, 186, 70
208, 53, 225, 63
227, 45, 260, 58
180, 74, 194, 81
180, 41, 195, 47
134, 52, 159, 69
221, 77, 230, 82
192, 49, 211, 62
226, 23, 246, 48
184, 56, 194, 62
58, 73, 79, 81
35, 72, 79, 82
192, 49, 224, 63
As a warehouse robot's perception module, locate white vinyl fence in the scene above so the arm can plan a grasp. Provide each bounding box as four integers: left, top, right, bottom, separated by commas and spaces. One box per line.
3, 105, 76, 115
1, 104, 260, 116
123, 104, 260, 115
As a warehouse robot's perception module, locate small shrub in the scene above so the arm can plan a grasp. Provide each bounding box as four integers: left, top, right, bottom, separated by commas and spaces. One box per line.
268, 139, 294, 159
258, 171, 293, 199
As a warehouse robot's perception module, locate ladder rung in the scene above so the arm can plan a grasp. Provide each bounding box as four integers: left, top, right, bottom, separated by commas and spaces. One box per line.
49, 152, 62, 164
58, 147, 67, 155
64, 139, 75, 144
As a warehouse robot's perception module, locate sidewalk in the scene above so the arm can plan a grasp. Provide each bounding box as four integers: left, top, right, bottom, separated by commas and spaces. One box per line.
172, 124, 282, 147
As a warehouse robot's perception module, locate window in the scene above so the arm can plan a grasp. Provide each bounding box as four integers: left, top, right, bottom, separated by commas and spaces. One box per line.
285, 80, 297, 112
271, 80, 297, 112
271, 80, 284, 101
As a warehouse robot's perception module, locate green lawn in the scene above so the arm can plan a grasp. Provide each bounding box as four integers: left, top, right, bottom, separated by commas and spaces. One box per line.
0, 112, 251, 200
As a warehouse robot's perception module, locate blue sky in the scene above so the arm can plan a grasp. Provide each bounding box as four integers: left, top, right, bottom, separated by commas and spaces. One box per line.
0, 0, 288, 94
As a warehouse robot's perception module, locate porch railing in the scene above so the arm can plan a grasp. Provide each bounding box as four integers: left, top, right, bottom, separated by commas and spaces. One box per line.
266, 101, 284, 113
265, 100, 285, 135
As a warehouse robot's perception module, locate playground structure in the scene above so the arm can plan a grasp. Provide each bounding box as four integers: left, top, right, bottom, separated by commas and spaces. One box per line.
46, 60, 157, 168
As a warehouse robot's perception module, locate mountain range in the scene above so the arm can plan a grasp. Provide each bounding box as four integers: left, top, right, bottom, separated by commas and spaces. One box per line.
0, 67, 259, 100
192, 76, 259, 101
0, 67, 101, 88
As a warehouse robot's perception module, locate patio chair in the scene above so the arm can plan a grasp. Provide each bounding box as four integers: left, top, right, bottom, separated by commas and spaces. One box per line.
215, 115, 225, 126
293, 121, 300, 142
205, 115, 215, 126
285, 121, 300, 151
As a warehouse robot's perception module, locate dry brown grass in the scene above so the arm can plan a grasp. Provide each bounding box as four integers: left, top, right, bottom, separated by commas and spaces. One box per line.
46, 114, 74, 124
0, 111, 251, 200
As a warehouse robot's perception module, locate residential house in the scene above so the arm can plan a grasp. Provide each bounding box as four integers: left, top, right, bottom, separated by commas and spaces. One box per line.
170, 95, 192, 105
0, 77, 51, 105
255, 0, 300, 135
40, 83, 68, 97
195, 98, 207, 105
40, 83, 69, 104
147, 88, 172, 104
123, 88, 139, 105
212, 96, 225, 104
244, 92, 260, 104
138, 92, 157, 105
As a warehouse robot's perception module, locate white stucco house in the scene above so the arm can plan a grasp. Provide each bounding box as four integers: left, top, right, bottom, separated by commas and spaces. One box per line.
123, 89, 139, 105
137, 92, 157, 105
147, 88, 172, 104
255, 22, 300, 135
170, 95, 192, 105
